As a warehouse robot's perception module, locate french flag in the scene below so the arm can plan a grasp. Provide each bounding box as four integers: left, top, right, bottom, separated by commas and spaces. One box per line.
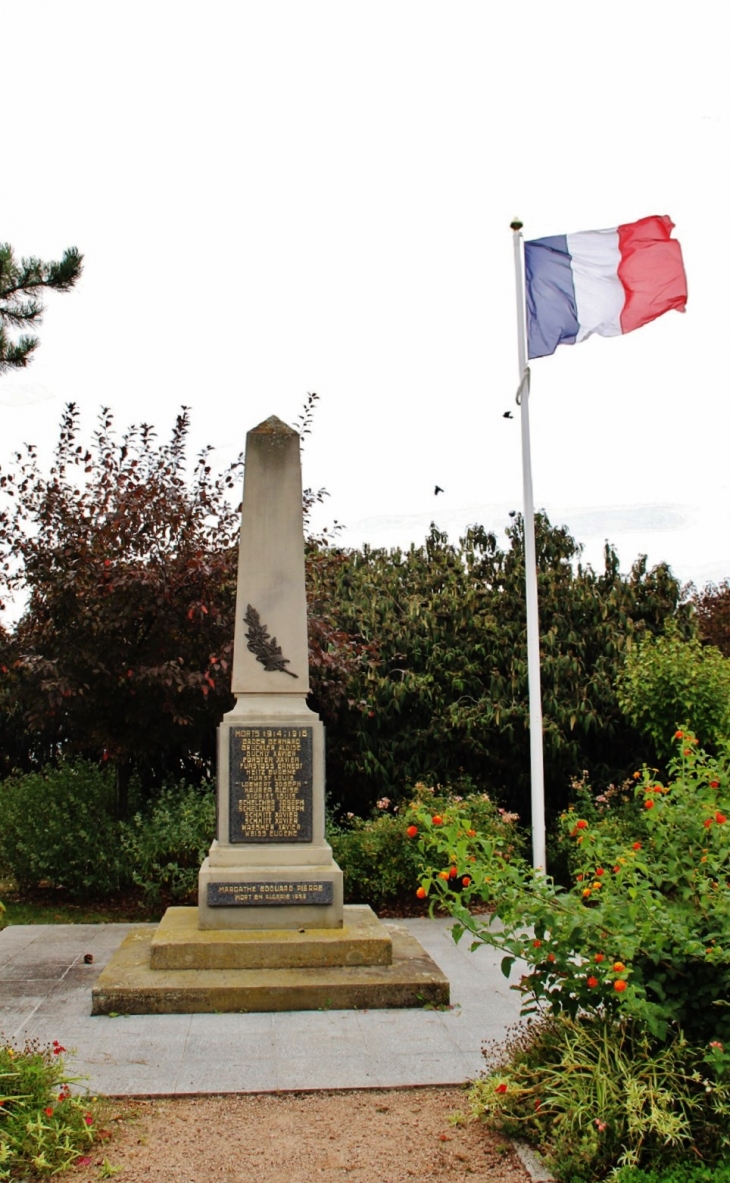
524, 215, 687, 360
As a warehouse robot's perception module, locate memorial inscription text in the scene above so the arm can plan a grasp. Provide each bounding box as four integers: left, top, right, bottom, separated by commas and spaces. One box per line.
207, 881, 333, 907
229, 726, 313, 842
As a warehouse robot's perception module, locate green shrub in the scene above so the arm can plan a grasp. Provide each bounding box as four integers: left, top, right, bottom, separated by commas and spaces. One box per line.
470, 1015, 730, 1182
328, 782, 524, 912
0, 760, 128, 897
612, 1165, 730, 1183
618, 629, 730, 759
120, 781, 215, 903
0, 1036, 96, 1176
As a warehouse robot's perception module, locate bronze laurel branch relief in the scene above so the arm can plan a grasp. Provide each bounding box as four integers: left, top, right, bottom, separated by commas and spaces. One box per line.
244, 604, 298, 678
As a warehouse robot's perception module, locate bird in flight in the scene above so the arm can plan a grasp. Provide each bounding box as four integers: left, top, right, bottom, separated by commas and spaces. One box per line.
434, 485, 444, 495
503, 411, 513, 419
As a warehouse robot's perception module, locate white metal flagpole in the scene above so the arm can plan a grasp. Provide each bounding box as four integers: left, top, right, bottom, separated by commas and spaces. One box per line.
511, 218, 546, 871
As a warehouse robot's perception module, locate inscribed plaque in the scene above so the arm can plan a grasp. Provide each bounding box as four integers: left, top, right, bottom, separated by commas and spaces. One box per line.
229, 726, 313, 843
207, 881, 333, 906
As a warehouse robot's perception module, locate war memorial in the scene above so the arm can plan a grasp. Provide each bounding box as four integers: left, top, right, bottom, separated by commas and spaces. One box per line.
92, 416, 448, 1014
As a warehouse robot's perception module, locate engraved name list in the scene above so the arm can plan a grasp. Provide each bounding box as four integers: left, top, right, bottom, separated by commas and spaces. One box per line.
229, 726, 313, 843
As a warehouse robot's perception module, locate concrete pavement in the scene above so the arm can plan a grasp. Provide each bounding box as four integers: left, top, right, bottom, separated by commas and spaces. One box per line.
0, 917, 526, 1096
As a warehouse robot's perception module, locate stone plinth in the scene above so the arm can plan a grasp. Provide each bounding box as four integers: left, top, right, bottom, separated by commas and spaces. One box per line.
151, 906, 391, 970
91, 913, 450, 1016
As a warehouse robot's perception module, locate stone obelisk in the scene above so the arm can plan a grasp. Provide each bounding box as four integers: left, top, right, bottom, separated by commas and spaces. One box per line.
197, 416, 343, 930
91, 415, 450, 1013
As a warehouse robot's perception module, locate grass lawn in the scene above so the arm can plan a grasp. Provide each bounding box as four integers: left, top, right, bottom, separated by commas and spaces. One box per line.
0, 881, 163, 928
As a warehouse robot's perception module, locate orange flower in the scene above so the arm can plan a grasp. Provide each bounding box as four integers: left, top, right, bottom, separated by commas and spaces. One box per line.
466, 829, 476, 838
449, 866, 458, 878
613, 962, 626, 973
406, 825, 418, 838
614, 979, 627, 993
416, 886, 427, 899
684, 748, 692, 756
438, 871, 449, 880
582, 888, 591, 897
461, 876, 471, 887
675, 730, 684, 739
432, 815, 443, 826
644, 799, 655, 810
613, 865, 621, 873
595, 953, 605, 963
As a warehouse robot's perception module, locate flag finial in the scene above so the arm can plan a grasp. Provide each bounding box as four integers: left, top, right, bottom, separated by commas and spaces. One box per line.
510, 217, 523, 231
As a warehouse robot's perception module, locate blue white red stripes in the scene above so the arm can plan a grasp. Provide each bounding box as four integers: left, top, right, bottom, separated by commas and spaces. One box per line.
524, 215, 687, 360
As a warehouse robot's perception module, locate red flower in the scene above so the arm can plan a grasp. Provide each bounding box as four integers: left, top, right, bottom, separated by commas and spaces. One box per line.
613, 962, 626, 973
461, 876, 471, 887
644, 799, 655, 810
84, 1113, 93, 1126
547, 952, 556, 963
44, 1107, 54, 1117
432, 815, 443, 826
466, 829, 476, 838
406, 825, 418, 838
449, 867, 458, 879
416, 886, 427, 899
595, 867, 604, 876
614, 979, 627, 993
613, 865, 621, 873
632, 842, 642, 851
684, 748, 692, 756
495, 1083, 508, 1095
595, 953, 604, 963
575, 819, 588, 830
675, 730, 684, 738
716, 813, 727, 824
587, 976, 599, 988
710, 781, 720, 789
533, 939, 541, 948
704, 818, 714, 828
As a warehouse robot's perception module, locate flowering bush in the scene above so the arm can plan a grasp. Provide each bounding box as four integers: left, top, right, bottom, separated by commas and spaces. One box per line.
0, 1036, 97, 1176
414, 732, 730, 1044
328, 781, 523, 912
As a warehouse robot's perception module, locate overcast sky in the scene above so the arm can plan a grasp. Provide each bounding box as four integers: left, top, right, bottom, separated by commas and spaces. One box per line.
2, 1, 727, 594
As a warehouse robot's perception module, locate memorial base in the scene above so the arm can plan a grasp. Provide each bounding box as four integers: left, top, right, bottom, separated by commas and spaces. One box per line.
91, 906, 450, 1015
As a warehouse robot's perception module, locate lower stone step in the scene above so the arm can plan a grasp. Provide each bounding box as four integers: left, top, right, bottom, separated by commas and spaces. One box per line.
91, 922, 450, 1015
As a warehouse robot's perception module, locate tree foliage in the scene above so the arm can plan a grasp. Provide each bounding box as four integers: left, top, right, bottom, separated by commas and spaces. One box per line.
0, 403, 697, 823
0, 404, 366, 813
309, 519, 694, 817
693, 580, 730, 657
0, 244, 83, 374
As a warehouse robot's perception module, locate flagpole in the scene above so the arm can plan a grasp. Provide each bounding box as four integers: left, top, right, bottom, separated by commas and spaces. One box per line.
511, 218, 546, 871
